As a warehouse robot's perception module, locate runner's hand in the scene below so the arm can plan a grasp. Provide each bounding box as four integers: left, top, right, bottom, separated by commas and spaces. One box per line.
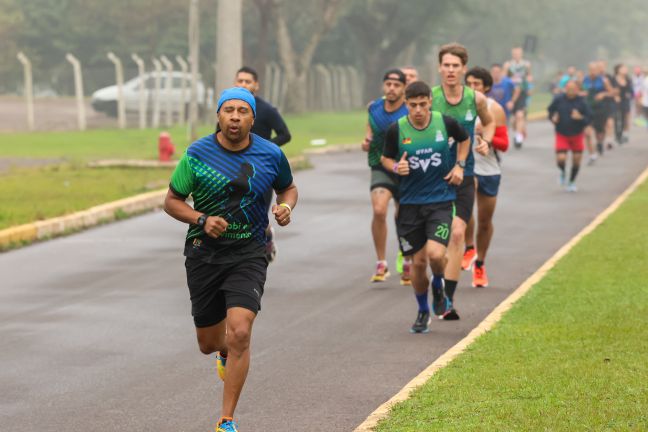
396, 152, 410, 176
444, 166, 464, 186
361, 136, 371, 152
204, 216, 229, 239
506, 101, 514, 111
571, 109, 583, 120
272, 204, 291, 226
475, 136, 489, 155
552, 112, 560, 124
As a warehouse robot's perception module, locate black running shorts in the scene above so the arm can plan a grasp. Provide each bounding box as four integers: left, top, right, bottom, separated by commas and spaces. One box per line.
592, 109, 608, 134
397, 201, 454, 255
370, 165, 400, 200
454, 175, 475, 223
185, 257, 267, 328
513, 90, 528, 112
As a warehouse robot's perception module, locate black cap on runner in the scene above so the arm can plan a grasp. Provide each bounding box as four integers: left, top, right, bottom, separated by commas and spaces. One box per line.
383, 69, 406, 84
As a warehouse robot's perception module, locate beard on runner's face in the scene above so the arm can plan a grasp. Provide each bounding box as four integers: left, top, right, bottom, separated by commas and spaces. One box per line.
384, 81, 403, 101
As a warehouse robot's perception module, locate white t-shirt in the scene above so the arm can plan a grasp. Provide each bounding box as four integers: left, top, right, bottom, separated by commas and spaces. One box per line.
474, 98, 502, 176
642, 76, 648, 107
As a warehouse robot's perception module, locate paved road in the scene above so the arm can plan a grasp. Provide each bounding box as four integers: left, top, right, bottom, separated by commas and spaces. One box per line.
1, 122, 647, 431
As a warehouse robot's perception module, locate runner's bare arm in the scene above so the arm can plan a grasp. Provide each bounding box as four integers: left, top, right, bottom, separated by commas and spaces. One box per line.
362, 123, 372, 151
444, 138, 470, 185
273, 182, 298, 227
475, 91, 495, 143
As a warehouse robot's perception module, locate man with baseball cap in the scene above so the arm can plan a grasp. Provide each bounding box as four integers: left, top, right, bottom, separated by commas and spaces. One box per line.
362, 69, 411, 284
164, 87, 298, 432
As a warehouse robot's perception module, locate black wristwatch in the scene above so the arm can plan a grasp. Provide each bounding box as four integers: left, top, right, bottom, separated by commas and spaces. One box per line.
196, 214, 208, 229
456, 160, 466, 168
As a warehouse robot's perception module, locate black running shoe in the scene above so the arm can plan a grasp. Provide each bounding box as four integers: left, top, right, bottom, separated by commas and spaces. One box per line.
410, 310, 431, 333
442, 308, 460, 320
431, 278, 448, 317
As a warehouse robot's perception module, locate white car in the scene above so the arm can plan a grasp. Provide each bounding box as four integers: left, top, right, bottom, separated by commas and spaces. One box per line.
91, 71, 206, 118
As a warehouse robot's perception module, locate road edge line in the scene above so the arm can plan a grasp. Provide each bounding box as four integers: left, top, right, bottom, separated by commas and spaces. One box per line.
354, 164, 648, 432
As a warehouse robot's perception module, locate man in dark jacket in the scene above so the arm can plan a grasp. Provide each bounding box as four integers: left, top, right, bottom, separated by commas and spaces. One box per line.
547, 79, 592, 192
235, 66, 292, 262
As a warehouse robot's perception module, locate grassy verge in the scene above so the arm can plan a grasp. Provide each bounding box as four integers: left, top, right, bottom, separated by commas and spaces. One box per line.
375, 179, 648, 431
0, 165, 173, 230
0, 110, 367, 162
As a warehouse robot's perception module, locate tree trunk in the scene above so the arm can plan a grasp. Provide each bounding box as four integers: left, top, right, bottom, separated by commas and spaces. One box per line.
271, 0, 342, 113
252, 0, 271, 87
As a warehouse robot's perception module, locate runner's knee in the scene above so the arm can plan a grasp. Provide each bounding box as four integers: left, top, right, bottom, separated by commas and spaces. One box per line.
372, 203, 388, 219
450, 225, 465, 245
226, 324, 252, 352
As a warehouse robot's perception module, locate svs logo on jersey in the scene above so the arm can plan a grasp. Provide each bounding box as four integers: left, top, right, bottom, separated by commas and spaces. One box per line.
408, 153, 442, 172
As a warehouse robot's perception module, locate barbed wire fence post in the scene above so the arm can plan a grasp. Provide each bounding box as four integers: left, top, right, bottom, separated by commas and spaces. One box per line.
152, 57, 163, 128
107, 52, 126, 129
160, 55, 174, 126
65, 53, 86, 131
131, 53, 147, 129
175, 55, 188, 125
16, 52, 35, 131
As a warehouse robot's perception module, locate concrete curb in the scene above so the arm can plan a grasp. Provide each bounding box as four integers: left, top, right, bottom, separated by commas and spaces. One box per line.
0, 155, 308, 250
88, 159, 179, 168
0, 189, 168, 249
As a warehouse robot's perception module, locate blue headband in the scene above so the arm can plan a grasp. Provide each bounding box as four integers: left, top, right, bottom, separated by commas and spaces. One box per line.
217, 87, 256, 117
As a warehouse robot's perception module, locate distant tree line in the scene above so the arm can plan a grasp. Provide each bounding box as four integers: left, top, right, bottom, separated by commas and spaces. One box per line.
2, 0, 646, 112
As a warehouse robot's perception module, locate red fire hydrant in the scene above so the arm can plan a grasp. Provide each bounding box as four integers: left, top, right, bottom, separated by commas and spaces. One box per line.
158, 131, 175, 162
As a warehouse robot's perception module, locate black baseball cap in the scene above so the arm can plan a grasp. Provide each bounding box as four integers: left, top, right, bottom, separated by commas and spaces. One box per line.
383, 69, 406, 84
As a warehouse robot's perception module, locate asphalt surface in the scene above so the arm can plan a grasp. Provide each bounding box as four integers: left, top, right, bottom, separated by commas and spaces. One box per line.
1, 122, 647, 431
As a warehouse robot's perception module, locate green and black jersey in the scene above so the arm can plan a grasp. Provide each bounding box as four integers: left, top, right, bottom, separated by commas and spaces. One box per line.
432, 85, 477, 177
383, 112, 469, 205
367, 98, 408, 167
170, 133, 293, 263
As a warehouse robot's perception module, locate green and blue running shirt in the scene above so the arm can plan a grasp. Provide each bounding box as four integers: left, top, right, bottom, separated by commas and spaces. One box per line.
383, 112, 468, 205
432, 85, 478, 177
367, 98, 408, 167
170, 133, 293, 263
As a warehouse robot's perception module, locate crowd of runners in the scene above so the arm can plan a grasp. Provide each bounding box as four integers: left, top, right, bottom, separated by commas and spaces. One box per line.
547, 61, 648, 193
161, 43, 647, 430
363, 44, 536, 334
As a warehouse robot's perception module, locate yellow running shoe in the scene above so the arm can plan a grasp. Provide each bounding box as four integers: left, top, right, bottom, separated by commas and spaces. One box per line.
216, 352, 227, 382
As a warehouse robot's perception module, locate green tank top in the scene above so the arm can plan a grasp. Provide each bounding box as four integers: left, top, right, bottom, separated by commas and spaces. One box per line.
396, 111, 455, 204
432, 85, 476, 176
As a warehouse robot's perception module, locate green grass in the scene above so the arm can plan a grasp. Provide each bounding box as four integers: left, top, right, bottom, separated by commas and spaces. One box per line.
0, 164, 173, 230
0, 110, 367, 162
375, 180, 648, 431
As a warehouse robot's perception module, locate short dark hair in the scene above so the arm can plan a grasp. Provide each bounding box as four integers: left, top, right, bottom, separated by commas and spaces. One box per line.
466, 67, 493, 92
439, 43, 468, 66
237, 66, 258, 82
491, 63, 503, 69
405, 81, 431, 99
